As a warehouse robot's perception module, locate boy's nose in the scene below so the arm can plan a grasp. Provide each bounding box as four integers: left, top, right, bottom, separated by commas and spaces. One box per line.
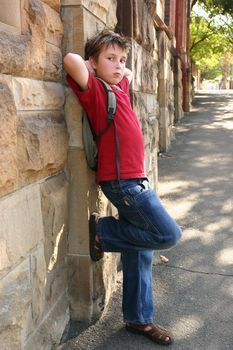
116, 61, 122, 69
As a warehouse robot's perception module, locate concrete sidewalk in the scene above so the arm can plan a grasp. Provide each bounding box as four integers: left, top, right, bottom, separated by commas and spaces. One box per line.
59, 91, 233, 350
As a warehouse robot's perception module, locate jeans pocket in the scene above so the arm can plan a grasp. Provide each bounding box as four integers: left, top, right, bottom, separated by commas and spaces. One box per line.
124, 180, 150, 199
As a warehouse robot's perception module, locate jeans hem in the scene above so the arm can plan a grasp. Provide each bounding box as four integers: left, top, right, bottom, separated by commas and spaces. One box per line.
123, 318, 154, 324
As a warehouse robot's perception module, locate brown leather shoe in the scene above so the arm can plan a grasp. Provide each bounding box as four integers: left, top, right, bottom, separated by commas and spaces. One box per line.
89, 213, 104, 261
126, 323, 174, 345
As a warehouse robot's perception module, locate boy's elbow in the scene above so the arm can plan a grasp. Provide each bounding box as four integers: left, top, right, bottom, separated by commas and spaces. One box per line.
64, 53, 73, 66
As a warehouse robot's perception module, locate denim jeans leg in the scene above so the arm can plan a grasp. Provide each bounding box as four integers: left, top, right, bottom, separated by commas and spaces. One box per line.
97, 179, 182, 252
122, 250, 154, 324
97, 179, 182, 325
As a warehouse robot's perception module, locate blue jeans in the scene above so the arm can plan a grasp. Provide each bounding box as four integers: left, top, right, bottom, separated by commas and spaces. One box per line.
97, 178, 182, 324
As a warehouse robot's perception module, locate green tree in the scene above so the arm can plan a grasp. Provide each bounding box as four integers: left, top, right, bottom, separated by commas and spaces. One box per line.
190, 3, 233, 84
191, 0, 233, 16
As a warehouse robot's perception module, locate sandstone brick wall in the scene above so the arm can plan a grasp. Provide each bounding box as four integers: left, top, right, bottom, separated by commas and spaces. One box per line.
62, 0, 120, 323
0, 1, 69, 349
0, 0, 185, 349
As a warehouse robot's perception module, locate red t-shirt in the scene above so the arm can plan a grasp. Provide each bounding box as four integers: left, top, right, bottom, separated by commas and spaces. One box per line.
67, 73, 146, 182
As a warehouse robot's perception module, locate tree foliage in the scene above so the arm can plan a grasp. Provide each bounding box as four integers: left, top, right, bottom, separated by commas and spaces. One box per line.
190, 1, 233, 81
191, 0, 233, 16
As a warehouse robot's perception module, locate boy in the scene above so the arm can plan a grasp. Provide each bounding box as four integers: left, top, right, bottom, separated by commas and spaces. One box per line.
64, 29, 182, 346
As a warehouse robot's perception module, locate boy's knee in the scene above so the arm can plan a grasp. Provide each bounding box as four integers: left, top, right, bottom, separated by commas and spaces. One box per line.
166, 225, 182, 248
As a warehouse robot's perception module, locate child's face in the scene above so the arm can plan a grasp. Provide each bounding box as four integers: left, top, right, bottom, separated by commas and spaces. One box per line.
90, 44, 127, 85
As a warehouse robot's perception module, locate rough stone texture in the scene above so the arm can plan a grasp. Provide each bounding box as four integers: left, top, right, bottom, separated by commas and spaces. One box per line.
0, 184, 43, 275
0, 74, 18, 196
133, 0, 155, 52
0, 259, 32, 350
0, 0, 63, 82
66, 145, 119, 322
0, 0, 21, 30
158, 31, 174, 151
42, 2, 63, 46
43, 0, 61, 12
174, 57, 184, 121
131, 40, 158, 92
66, 148, 97, 256
0, 1, 69, 349
132, 91, 159, 185
40, 174, 68, 267
65, 88, 83, 148
28, 246, 68, 337
62, 0, 117, 28
67, 253, 119, 322
24, 292, 69, 350
45, 42, 63, 82
13, 77, 64, 110
62, 6, 104, 58
17, 112, 68, 185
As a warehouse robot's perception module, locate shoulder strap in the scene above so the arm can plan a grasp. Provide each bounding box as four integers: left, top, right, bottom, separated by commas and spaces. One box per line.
95, 78, 121, 180
95, 78, 116, 141
96, 77, 116, 121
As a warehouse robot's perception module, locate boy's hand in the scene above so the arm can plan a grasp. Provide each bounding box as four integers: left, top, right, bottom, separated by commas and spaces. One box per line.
124, 68, 133, 84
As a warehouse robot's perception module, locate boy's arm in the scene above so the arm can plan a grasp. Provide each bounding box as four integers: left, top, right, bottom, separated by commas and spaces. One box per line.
64, 53, 93, 91
124, 67, 133, 84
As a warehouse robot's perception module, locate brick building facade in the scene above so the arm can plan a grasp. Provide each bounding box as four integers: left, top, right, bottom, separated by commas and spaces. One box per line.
0, 1, 190, 348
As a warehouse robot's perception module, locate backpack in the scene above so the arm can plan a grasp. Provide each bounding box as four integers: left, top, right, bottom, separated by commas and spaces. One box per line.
82, 78, 121, 179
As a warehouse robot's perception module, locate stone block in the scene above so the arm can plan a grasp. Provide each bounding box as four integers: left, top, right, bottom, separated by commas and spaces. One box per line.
0, 0, 21, 30
83, 7, 106, 40
158, 78, 168, 107
40, 174, 68, 267
159, 107, 170, 128
27, 245, 68, 335
156, 0, 164, 20
131, 40, 158, 93
62, 6, 104, 57
0, 259, 32, 350
133, 0, 155, 52
62, 0, 117, 28
67, 255, 93, 320
62, 6, 85, 56
158, 59, 170, 80
66, 148, 98, 255
12, 78, 64, 111
131, 41, 142, 91
30, 245, 47, 328
17, 112, 68, 185
65, 88, 83, 148
43, 0, 61, 12
42, 2, 63, 47
45, 42, 63, 82
24, 291, 69, 350
0, 74, 18, 196
0, 184, 43, 275
132, 91, 159, 129
67, 254, 112, 322
0, 1, 46, 79
142, 52, 158, 92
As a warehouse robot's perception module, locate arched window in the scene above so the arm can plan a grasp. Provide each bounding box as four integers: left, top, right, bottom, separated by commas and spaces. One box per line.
0, 0, 21, 34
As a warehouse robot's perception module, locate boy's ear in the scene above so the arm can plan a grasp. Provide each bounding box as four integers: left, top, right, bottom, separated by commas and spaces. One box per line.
89, 56, 97, 69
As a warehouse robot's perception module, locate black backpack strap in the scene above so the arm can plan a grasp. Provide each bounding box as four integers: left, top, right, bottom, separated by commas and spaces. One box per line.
95, 78, 121, 179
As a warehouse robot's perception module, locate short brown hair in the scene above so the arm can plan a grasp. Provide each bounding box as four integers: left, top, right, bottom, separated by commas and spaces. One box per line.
85, 29, 131, 61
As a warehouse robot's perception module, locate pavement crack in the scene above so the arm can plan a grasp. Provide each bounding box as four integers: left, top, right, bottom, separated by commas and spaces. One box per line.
154, 263, 233, 277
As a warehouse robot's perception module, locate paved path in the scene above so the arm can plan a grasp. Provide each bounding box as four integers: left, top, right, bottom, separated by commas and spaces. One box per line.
59, 91, 233, 350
